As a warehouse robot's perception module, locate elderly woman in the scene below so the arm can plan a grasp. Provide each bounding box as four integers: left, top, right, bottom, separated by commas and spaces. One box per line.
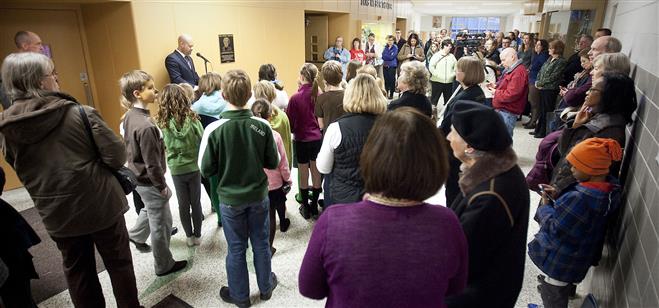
387, 61, 432, 117
439, 56, 486, 206
591, 52, 630, 80
397, 33, 425, 66
534, 40, 567, 138
445, 101, 529, 308
0, 52, 140, 306
550, 72, 636, 196
300, 107, 468, 307
316, 73, 387, 206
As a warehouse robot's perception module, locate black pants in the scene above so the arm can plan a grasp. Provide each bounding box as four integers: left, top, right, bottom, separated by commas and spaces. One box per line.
0, 254, 37, 308
538, 275, 571, 308
445, 152, 462, 207
383, 66, 397, 98
132, 189, 144, 214
431, 81, 453, 106
51, 217, 140, 308
536, 89, 559, 137
268, 188, 287, 249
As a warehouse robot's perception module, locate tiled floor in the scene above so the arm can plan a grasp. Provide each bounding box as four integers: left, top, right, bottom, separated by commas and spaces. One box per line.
7, 118, 589, 307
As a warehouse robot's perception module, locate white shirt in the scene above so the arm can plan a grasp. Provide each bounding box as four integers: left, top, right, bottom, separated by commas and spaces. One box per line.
176, 49, 192, 69
316, 122, 342, 174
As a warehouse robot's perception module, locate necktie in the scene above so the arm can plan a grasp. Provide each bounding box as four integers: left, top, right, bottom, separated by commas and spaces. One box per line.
185, 56, 193, 70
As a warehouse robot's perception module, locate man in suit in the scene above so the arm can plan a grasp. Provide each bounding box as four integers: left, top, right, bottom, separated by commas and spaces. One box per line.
165, 34, 200, 86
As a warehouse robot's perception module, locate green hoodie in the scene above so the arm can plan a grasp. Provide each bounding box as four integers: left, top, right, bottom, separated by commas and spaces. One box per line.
162, 117, 204, 175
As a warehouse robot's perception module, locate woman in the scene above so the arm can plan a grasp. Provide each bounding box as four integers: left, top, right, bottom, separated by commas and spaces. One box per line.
287, 63, 323, 219
518, 33, 535, 68
550, 72, 637, 196
382, 35, 399, 99
300, 107, 468, 307
0, 52, 140, 307
484, 38, 501, 65
345, 60, 363, 83
258, 63, 289, 110
591, 52, 631, 80
429, 39, 457, 106
438, 56, 486, 206
445, 101, 529, 308
357, 65, 387, 97
191, 72, 226, 126
253, 80, 293, 166
534, 39, 567, 138
387, 61, 433, 117
524, 39, 550, 129
349, 38, 365, 63
550, 48, 593, 131
425, 41, 439, 69
397, 33, 425, 66
316, 73, 387, 206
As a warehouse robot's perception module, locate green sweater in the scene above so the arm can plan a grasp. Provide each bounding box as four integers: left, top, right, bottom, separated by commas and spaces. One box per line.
162, 117, 204, 176
199, 109, 279, 205
536, 57, 567, 90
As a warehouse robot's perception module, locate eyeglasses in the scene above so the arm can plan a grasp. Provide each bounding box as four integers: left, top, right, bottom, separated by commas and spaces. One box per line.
43, 69, 58, 78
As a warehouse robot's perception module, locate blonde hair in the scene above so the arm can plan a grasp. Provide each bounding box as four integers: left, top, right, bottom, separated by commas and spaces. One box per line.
357, 65, 387, 96
321, 60, 343, 86
253, 80, 276, 103
156, 84, 199, 128
178, 83, 195, 102
222, 70, 251, 107
398, 61, 429, 95
456, 56, 485, 87
300, 63, 318, 84
198, 72, 222, 96
343, 74, 387, 114
119, 70, 153, 110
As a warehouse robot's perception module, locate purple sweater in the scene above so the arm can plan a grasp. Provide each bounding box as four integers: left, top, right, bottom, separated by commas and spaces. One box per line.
299, 200, 469, 307
286, 83, 322, 142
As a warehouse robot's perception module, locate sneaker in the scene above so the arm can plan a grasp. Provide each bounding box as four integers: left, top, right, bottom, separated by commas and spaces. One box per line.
156, 260, 188, 277
219, 286, 251, 307
186, 237, 195, 247
279, 218, 291, 232
260, 273, 278, 301
193, 236, 201, 246
129, 238, 151, 253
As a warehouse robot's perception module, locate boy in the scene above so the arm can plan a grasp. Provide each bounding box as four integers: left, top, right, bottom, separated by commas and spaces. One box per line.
314, 60, 345, 207
120, 70, 187, 276
529, 138, 622, 308
199, 70, 279, 307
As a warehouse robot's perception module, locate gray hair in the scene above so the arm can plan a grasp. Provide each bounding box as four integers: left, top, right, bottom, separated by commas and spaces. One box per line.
594, 52, 631, 76
603, 36, 622, 53
399, 61, 429, 95
1, 52, 54, 101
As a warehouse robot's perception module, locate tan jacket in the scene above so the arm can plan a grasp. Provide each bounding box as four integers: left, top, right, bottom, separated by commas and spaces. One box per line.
397, 44, 426, 65
0, 93, 128, 237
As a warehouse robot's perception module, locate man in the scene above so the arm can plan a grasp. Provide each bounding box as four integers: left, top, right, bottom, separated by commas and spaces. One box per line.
562, 34, 594, 86
2, 31, 45, 109
595, 28, 612, 38
508, 32, 519, 49
165, 34, 200, 86
394, 29, 407, 50
491, 48, 528, 137
499, 37, 512, 53
364, 33, 383, 77
424, 31, 437, 55
513, 29, 522, 49
221, 37, 233, 52
323, 36, 350, 77
588, 36, 622, 61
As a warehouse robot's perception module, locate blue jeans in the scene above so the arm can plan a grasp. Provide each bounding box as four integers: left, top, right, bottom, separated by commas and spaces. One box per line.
220, 198, 274, 301
496, 109, 518, 137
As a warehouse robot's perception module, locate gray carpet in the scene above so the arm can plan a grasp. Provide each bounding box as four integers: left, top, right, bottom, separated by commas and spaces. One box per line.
20, 207, 105, 303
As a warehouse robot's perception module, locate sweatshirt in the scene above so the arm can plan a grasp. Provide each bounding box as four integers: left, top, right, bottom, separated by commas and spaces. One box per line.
123, 107, 168, 191
162, 117, 204, 176
264, 131, 291, 191
192, 90, 227, 118
198, 109, 279, 205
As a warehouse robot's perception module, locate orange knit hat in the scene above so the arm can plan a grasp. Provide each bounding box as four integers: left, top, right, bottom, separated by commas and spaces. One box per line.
567, 138, 623, 176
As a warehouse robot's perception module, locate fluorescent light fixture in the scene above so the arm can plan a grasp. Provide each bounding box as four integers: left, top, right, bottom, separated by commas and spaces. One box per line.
482, 2, 513, 5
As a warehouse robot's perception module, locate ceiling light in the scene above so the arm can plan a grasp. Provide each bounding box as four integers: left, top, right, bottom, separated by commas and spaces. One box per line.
482, 2, 513, 5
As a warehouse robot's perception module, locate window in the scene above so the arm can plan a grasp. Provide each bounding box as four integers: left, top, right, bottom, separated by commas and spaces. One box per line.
450, 17, 500, 36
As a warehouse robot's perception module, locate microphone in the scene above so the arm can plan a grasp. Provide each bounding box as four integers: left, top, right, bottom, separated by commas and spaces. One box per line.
196, 52, 210, 63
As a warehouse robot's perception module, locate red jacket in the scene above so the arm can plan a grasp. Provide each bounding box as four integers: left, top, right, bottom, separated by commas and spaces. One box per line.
493, 62, 528, 115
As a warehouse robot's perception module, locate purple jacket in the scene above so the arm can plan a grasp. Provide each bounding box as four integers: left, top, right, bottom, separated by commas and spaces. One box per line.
299, 200, 468, 307
286, 83, 322, 142
526, 130, 562, 192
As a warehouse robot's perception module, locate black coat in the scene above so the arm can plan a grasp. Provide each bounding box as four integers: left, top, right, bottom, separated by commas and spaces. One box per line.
446, 151, 529, 308
561, 51, 582, 87
165, 50, 200, 85
387, 91, 433, 117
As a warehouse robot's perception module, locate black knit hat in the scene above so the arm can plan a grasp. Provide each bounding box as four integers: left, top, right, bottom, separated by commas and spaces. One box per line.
451, 100, 512, 151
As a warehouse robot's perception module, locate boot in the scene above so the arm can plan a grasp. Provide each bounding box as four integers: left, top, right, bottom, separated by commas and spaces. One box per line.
310, 188, 321, 219
298, 188, 310, 219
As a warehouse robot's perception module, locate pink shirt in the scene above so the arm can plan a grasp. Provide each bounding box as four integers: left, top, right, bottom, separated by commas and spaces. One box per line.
264, 131, 291, 191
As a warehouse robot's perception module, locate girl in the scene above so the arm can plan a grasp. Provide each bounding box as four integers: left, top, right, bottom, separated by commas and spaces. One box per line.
349, 38, 365, 63
157, 84, 204, 246
251, 99, 292, 255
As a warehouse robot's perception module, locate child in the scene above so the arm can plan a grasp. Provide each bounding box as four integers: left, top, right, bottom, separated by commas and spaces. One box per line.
529, 137, 622, 308
199, 70, 279, 306
119, 70, 187, 276
252, 99, 292, 255
157, 84, 204, 247
287, 63, 323, 220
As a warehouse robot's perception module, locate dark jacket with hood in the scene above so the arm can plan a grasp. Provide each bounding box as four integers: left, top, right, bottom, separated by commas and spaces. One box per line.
0, 92, 128, 237
446, 148, 529, 308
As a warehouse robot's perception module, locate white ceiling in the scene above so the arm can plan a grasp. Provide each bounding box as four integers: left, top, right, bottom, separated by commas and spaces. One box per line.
410, 0, 527, 16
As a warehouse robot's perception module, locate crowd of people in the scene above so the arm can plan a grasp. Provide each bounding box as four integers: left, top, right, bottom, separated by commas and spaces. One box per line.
0, 25, 637, 308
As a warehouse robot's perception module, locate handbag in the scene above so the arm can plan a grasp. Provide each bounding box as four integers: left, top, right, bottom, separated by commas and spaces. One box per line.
77, 105, 137, 195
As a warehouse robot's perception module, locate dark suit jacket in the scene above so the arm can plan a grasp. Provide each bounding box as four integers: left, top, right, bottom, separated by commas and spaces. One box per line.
165, 50, 200, 85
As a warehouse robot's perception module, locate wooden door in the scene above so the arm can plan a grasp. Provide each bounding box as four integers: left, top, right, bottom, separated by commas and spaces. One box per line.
0, 7, 92, 190
305, 15, 329, 64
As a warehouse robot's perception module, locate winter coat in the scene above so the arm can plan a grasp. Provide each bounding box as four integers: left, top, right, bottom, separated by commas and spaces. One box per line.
397, 44, 425, 65
493, 61, 529, 115
536, 57, 567, 90
387, 91, 433, 118
382, 44, 399, 68
161, 117, 204, 176
429, 52, 457, 84
529, 51, 549, 84
446, 148, 529, 308
526, 130, 563, 192
0, 92, 128, 237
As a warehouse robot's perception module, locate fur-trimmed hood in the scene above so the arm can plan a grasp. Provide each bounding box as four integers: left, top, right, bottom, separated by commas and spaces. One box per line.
458, 147, 518, 195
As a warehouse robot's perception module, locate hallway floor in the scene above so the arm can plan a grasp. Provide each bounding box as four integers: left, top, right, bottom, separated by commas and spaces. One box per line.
7, 118, 590, 307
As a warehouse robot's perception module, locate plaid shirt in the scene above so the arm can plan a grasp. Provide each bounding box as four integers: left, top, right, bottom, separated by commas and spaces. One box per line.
528, 181, 620, 283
